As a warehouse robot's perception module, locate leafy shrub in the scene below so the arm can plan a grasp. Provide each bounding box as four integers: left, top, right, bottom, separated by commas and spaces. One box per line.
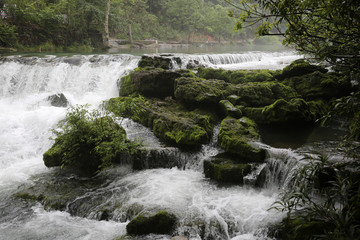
272, 155, 360, 239
43, 105, 140, 173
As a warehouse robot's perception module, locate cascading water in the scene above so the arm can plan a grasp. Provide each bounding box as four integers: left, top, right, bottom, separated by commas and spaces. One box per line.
0, 51, 323, 240
170, 51, 301, 70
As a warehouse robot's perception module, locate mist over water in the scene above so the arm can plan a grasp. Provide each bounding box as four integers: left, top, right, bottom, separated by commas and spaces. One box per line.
0, 51, 308, 240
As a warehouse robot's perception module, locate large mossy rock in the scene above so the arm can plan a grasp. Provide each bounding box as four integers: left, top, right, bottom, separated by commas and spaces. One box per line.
244, 98, 328, 124
198, 68, 275, 84
174, 77, 229, 106
204, 154, 251, 184
107, 96, 214, 147
282, 71, 352, 100
276, 59, 328, 80
227, 81, 298, 107
138, 55, 174, 69
217, 117, 266, 162
126, 211, 177, 235
43, 115, 134, 173
119, 68, 190, 98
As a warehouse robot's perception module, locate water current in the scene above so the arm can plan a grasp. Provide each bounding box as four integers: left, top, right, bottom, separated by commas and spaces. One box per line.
0, 51, 342, 240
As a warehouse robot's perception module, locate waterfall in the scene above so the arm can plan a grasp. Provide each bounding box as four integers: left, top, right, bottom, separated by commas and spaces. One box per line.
0, 52, 309, 240
169, 51, 301, 70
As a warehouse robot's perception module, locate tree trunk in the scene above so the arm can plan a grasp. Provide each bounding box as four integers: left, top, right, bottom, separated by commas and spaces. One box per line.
129, 23, 133, 44
104, 0, 110, 48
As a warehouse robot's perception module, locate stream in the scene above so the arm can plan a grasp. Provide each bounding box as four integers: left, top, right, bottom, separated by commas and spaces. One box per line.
0, 50, 345, 240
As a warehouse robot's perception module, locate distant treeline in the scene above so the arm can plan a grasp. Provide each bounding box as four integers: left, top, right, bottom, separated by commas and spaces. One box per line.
0, 0, 266, 50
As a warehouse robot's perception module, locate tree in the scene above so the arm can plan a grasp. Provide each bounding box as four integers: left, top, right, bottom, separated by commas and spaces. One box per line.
104, 0, 110, 47
117, 0, 148, 44
225, 0, 360, 69
164, 0, 206, 43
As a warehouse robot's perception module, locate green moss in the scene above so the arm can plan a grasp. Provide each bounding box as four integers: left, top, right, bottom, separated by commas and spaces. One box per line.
219, 100, 242, 118
126, 211, 177, 235
228, 81, 298, 107
204, 158, 251, 184
217, 117, 266, 162
197, 68, 275, 84
107, 96, 215, 147
283, 71, 352, 100
43, 106, 139, 173
276, 59, 328, 80
175, 77, 229, 105
262, 98, 313, 123
119, 74, 137, 96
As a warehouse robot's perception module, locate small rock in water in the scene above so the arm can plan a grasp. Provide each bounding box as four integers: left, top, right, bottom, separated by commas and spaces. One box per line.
47, 93, 69, 107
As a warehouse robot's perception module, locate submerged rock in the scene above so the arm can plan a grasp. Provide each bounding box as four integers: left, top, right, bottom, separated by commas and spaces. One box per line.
217, 117, 266, 162
47, 93, 69, 107
126, 211, 177, 235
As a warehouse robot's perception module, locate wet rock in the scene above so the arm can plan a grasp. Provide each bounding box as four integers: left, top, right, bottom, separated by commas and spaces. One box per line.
198, 68, 275, 84
219, 100, 242, 118
244, 98, 326, 124
227, 81, 298, 107
138, 55, 173, 69
47, 93, 69, 107
282, 71, 352, 100
275, 59, 328, 80
43, 116, 135, 173
174, 77, 229, 106
126, 211, 177, 235
204, 154, 251, 184
218, 117, 266, 162
107, 96, 214, 148
119, 68, 194, 98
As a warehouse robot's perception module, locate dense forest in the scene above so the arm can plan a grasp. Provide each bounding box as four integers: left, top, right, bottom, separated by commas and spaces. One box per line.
0, 0, 267, 50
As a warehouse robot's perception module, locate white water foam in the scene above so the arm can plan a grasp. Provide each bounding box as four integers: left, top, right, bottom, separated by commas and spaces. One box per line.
0, 52, 301, 240
171, 51, 301, 70
0, 55, 140, 190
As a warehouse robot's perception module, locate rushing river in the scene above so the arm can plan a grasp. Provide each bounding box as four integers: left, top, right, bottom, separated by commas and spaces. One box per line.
0, 50, 342, 240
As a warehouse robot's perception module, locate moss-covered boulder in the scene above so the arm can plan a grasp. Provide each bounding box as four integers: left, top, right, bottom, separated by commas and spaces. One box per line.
138, 55, 173, 69
227, 81, 298, 107
43, 107, 137, 173
126, 211, 177, 235
174, 77, 229, 106
219, 100, 242, 118
107, 96, 214, 147
119, 68, 186, 98
217, 117, 266, 162
244, 99, 329, 124
276, 59, 328, 80
204, 154, 251, 184
283, 71, 352, 100
198, 68, 275, 84
261, 98, 314, 123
